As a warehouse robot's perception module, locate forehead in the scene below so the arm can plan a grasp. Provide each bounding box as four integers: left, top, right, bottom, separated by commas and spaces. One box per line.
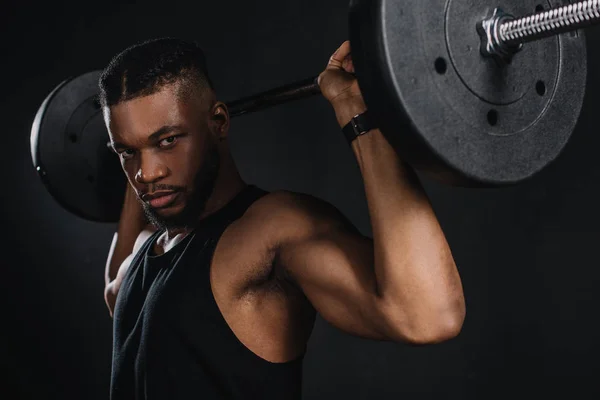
105, 83, 205, 140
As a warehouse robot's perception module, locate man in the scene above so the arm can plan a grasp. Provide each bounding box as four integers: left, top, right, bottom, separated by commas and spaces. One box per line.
101, 37, 465, 399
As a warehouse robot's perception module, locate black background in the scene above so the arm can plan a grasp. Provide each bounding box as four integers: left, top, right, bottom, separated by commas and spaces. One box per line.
2, 0, 599, 399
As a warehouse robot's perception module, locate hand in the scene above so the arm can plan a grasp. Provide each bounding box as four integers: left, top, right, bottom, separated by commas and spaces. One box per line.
318, 41, 367, 127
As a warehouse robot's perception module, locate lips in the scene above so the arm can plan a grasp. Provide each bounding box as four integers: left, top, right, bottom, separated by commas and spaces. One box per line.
142, 191, 179, 209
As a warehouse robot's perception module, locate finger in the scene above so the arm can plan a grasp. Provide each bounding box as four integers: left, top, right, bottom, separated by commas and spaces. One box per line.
327, 40, 351, 69
332, 40, 351, 62
342, 56, 355, 74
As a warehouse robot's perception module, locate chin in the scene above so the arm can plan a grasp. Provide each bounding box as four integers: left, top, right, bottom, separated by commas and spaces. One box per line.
154, 203, 185, 216
144, 203, 187, 228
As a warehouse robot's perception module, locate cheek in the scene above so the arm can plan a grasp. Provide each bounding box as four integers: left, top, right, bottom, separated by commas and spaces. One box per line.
173, 143, 206, 182
120, 159, 137, 180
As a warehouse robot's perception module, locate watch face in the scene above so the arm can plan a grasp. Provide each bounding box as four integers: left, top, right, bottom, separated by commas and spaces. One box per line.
354, 112, 372, 135
343, 111, 373, 143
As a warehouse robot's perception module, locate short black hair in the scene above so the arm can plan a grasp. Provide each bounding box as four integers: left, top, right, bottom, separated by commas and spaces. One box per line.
98, 37, 214, 108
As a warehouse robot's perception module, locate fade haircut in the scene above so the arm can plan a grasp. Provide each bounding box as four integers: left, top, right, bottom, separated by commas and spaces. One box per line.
98, 37, 214, 108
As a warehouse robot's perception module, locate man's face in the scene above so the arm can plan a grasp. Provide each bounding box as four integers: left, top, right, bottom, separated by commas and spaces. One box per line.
105, 82, 220, 230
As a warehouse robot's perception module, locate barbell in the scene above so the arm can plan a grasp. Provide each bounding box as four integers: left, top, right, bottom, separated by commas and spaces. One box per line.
30, 0, 599, 223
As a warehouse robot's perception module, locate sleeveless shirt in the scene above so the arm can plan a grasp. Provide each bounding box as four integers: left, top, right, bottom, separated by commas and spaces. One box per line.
110, 185, 304, 399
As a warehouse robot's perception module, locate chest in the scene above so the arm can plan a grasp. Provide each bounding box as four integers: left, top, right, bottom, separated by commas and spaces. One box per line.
114, 225, 276, 332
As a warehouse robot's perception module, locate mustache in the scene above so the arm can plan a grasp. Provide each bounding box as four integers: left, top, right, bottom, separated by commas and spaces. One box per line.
139, 183, 185, 196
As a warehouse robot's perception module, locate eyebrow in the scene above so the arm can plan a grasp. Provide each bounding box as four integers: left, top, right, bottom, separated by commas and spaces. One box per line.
111, 125, 184, 150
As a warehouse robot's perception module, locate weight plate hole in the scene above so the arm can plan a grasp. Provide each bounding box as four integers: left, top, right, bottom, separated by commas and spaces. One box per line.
434, 57, 447, 74
87, 175, 95, 183
535, 4, 544, 12
536, 80, 546, 96
69, 134, 77, 143
487, 110, 498, 126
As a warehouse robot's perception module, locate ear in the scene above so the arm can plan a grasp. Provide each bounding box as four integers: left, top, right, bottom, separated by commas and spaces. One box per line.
210, 101, 230, 141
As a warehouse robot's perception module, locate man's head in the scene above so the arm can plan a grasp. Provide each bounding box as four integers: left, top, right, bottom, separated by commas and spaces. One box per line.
99, 37, 229, 231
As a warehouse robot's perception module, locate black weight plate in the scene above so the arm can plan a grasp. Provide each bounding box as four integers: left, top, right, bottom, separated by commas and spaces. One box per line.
349, 0, 587, 186
30, 70, 125, 222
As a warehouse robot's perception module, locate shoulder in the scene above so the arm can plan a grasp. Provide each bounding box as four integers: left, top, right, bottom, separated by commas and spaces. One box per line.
243, 190, 358, 245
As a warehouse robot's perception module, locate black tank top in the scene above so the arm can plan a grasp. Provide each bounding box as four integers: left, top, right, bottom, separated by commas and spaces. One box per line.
110, 185, 304, 400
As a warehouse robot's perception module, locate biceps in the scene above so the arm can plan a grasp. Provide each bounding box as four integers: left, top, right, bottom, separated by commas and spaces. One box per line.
279, 235, 393, 340
303, 279, 388, 340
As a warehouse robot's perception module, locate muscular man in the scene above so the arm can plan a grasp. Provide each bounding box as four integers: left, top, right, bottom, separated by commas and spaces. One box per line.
101, 37, 465, 399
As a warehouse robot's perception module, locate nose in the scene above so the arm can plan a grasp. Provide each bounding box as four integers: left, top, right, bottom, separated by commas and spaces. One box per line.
134, 153, 168, 185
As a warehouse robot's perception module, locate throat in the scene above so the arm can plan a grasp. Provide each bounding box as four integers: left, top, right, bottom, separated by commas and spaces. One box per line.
154, 229, 192, 255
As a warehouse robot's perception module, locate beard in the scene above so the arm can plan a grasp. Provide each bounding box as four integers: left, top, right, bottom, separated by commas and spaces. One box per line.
142, 141, 220, 231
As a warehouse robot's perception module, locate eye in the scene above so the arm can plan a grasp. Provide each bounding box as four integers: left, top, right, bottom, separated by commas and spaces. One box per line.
119, 149, 135, 160
159, 136, 178, 147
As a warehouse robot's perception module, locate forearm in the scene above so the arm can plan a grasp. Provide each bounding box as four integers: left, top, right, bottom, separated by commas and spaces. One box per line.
105, 184, 148, 285
335, 102, 464, 338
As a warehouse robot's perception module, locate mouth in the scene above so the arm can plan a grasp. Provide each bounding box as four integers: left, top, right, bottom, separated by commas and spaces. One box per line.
142, 191, 180, 209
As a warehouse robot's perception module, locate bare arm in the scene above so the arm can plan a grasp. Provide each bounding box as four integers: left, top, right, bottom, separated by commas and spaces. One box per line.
104, 183, 155, 317
274, 41, 465, 344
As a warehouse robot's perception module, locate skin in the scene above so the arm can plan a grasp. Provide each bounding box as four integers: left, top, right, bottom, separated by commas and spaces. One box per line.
104, 41, 466, 362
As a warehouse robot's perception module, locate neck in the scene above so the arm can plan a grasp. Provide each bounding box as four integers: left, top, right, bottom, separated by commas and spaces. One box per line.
164, 144, 246, 240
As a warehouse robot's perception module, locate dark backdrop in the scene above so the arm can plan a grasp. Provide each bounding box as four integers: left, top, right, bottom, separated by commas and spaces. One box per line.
2, 0, 599, 399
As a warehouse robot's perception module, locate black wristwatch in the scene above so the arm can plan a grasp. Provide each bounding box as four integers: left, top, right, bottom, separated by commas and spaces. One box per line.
342, 110, 376, 144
